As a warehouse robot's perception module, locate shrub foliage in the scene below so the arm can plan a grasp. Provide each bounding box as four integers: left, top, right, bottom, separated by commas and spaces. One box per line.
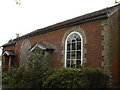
2, 48, 110, 88
42, 68, 109, 88
2, 67, 109, 88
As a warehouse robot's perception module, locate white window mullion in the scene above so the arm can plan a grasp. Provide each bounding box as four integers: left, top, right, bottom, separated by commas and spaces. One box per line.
65, 31, 83, 68
70, 43, 72, 68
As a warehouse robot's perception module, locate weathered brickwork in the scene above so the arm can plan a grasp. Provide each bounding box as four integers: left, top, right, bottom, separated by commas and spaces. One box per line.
80, 21, 104, 68
13, 20, 104, 69
118, 9, 120, 88
110, 11, 119, 87
3, 45, 15, 52
101, 19, 112, 86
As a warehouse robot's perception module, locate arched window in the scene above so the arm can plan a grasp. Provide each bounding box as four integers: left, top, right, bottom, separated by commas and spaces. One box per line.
65, 32, 83, 68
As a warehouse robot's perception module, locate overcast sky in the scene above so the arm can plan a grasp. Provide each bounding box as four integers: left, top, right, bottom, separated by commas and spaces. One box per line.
0, 0, 118, 54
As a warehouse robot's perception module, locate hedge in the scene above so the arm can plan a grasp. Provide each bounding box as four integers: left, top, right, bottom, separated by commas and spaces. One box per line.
2, 67, 109, 88
2, 49, 109, 88
42, 68, 109, 88
2, 65, 54, 88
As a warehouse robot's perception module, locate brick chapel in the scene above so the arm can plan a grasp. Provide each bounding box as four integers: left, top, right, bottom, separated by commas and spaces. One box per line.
1, 4, 120, 87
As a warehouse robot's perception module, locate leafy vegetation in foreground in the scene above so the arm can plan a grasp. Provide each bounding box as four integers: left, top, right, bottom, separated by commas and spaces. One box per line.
43, 67, 109, 88
2, 48, 110, 88
2, 66, 110, 88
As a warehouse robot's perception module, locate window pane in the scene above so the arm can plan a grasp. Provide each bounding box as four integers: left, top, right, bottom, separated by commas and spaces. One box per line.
74, 33, 79, 39
71, 51, 75, 59
72, 39, 76, 43
69, 34, 74, 40
77, 42, 81, 50
76, 60, 81, 68
67, 37, 71, 43
77, 51, 81, 59
72, 43, 75, 50
66, 60, 70, 67
67, 41, 70, 44
76, 37, 81, 41
67, 43, 70, 51
71, 60, 76, 68
67, 52, 70, 59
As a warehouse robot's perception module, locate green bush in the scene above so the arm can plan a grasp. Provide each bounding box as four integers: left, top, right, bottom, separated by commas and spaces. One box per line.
2, 67, 26, 87
20, 65, 54, 88
2, 64, 54, 88
43, 68, 109, 88
2, 48, 110, 88
42, 68, 87, 88
83, 67, 110, 88
2, 61, 54, 88
2, 67, 109, 88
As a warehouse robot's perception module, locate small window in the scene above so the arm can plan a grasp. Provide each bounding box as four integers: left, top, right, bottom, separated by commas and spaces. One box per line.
65, 32, 83, 68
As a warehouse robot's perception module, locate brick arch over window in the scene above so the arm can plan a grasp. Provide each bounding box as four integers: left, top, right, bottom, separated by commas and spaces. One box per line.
62, 26, 87, 68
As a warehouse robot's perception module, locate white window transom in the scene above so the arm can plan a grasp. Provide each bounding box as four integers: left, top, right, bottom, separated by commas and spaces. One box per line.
65, 31, 83, 68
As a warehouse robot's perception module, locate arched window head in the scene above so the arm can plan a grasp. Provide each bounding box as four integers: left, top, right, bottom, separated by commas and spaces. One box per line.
65, 31, 83, 68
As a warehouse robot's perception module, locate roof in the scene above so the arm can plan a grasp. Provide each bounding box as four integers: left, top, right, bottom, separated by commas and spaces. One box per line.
2, 4, 120, 47
29, 43, 54, 51
2, 50, 15, 56
2, 40, 16, 47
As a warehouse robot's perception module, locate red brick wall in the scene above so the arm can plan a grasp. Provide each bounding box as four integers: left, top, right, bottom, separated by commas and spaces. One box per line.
81, 21, 104, 68
2, 56, 9, 68
3, 45, 15, 51
16, 28, 67, 67
118, 9, 120, 88
110, 11, 120, 87
15, 20, 104, 68
15, 40, 23, 67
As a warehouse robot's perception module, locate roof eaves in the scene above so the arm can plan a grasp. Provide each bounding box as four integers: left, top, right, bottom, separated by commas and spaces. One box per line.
9, 4, 120, 42
14, 13, 108, 41
1, 41, 16, 47
2, 50, 15, 56
29, 43, 54, 52
107, 4, 120, 16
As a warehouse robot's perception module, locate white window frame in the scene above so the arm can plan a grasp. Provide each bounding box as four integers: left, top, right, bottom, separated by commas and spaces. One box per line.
65, 31, 83, 68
